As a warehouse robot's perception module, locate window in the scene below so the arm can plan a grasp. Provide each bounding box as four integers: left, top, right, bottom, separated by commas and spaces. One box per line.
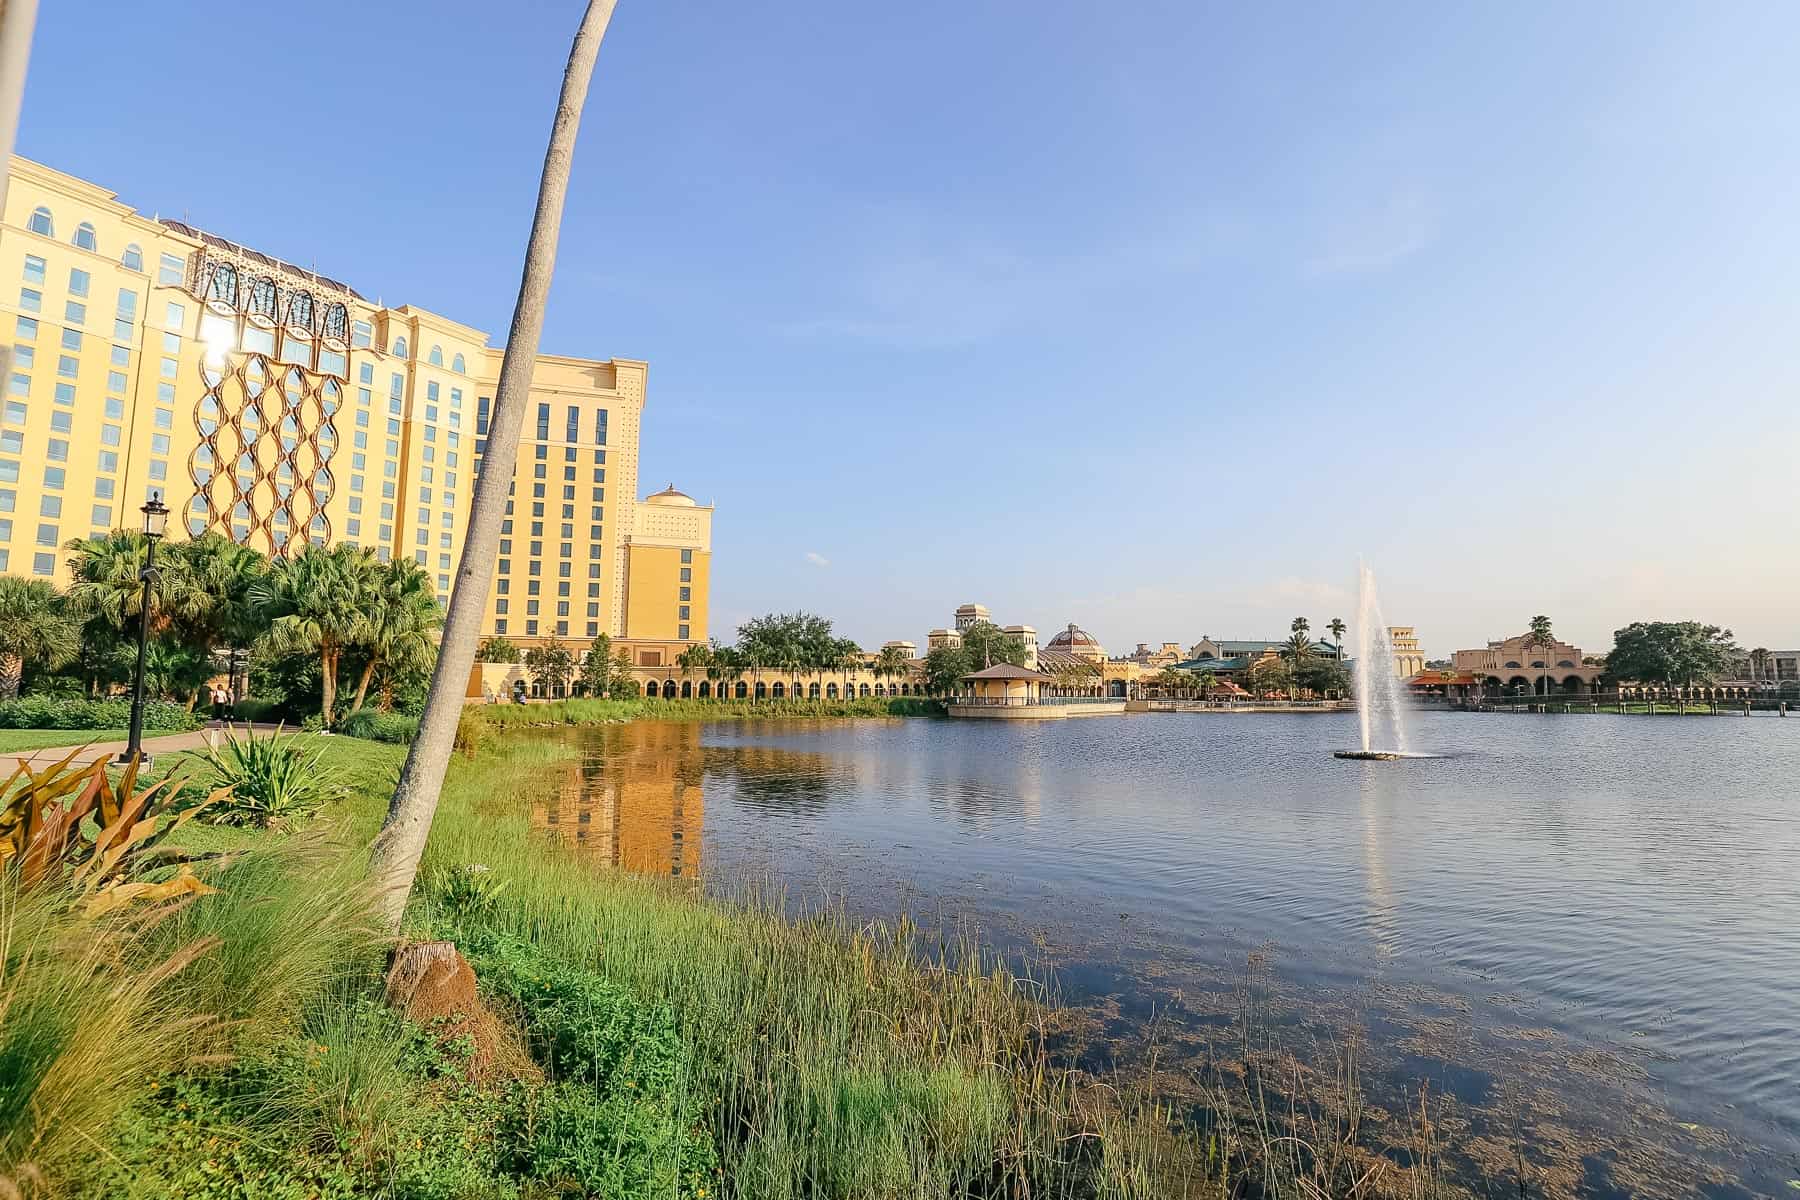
42, 467, 63, 490
165, 301, 185, 330
476, 395, 490, 435
323, 303, 348, 342
10, 348, 28, 371
0, 461, 15, 483
680, 548, 693, 564
27, 207, 53, 237
19, 288, 40, 313
64, 301, 85, 325
39, 494, 61, 518
121, 244, 143, 272
7, 374, 25, 397
72, 223, 98, 252
32, 552, 53, 576
428, 345, 443, 366
451, 352, 465, 373
15, 317, 36, 340
286, 291, 313, 330
66, 267, 91, 298
206, 262, 237, 307
536, 403, 549, 440
393, 336, 408, 357
594, 408, 607, 444
56, 356, 76, 379
679, 625, 690, 641
565, 405, 579, 443
351, 320, 372, 349
116, 288, 138, 321
680, 567, 692, 583
22, 255, 44, 284
158, 253, 185, 286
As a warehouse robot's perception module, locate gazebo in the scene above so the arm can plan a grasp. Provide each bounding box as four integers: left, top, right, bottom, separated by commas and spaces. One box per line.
961, 663, 1053, 706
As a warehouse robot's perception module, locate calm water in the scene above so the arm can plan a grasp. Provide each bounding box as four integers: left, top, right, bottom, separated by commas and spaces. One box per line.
538, 712, 1800, 1195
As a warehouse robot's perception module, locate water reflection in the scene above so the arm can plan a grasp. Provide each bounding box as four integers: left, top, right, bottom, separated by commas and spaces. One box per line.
533, 721, 704, 879
1356, 766, 1399, 961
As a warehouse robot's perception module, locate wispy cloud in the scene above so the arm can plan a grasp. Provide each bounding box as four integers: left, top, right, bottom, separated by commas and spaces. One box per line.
776, 209, 1242, 348
804, 551, 830, 568
1304, 187, 1438, 277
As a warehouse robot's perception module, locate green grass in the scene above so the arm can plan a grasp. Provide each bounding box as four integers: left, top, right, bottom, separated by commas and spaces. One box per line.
0, 728, 130, 754
479, 695, 944, 728
2, 734, 1216, 1199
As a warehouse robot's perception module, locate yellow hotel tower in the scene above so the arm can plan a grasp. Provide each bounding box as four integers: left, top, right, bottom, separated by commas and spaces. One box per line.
0, 156, 710, 657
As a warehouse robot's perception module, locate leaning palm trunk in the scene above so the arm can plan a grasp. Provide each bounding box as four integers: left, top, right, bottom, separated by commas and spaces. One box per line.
367, 0, 618, 934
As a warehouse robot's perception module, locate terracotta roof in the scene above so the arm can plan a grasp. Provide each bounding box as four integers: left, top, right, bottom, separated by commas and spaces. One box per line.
963, 664, 1052, 682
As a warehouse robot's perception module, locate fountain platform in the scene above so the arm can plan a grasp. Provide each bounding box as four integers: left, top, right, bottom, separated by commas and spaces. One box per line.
1334, 751, 1405, 761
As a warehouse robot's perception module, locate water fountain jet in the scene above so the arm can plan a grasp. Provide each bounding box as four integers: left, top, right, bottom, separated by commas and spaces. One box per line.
1335, 563, 1413, 760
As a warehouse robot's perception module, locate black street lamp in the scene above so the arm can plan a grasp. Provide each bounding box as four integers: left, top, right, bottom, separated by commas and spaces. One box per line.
118, 491, 169, 766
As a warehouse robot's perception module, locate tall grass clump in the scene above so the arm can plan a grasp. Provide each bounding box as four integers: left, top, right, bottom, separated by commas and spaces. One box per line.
199, 726, 344, 828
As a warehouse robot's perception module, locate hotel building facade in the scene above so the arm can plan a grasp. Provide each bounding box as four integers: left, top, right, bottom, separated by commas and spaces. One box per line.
0, 156, 709, 659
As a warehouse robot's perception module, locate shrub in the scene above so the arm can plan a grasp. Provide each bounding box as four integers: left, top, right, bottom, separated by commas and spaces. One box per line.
0, 696, 199, 732
336, 708, 418, 744
200, 727, 343, 828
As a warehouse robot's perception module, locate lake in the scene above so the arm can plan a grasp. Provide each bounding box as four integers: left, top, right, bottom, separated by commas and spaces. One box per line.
532, 711, 1800, 1197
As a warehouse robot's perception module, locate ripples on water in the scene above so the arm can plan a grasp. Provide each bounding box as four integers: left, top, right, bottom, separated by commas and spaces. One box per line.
552, 712, 1800, 1193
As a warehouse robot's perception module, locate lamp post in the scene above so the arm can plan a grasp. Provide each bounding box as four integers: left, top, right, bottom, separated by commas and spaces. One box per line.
118, 492, 169, 766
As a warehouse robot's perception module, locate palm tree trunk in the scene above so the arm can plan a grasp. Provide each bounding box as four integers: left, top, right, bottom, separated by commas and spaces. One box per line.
351, 658, 377, 714
0, 653, 21, 700
321, 645, 338, 725
367, 0, 617, 936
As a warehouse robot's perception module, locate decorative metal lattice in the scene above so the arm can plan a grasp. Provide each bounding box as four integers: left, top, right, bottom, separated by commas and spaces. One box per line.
185, 355, 339, 553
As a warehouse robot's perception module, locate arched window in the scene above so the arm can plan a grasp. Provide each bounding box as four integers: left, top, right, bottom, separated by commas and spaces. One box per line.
248, 277, 277, 322
206, 262, 238, 307
27, 207, 53, 237
72, 222, 97, 252
121, 244, 143, 272
322, 303, 348, 342
428, 345, 444, 367
451, 352, 466, 373
285, 291, 313, 331
393, 336, 409, 358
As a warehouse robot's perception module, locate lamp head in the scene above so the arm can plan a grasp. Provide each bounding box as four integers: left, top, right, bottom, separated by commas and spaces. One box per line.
141, 492, 169, 540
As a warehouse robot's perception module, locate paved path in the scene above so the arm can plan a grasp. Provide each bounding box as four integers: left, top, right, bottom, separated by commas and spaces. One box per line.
8, 723, 285, 771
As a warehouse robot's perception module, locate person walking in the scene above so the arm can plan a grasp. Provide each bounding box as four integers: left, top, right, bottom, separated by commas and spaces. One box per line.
210, 685, 227, 726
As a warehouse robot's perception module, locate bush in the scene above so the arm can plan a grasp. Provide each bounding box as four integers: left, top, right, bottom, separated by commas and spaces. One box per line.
0, 696, 199, 732
336, 709, 418, 744
200, 727, 344, 828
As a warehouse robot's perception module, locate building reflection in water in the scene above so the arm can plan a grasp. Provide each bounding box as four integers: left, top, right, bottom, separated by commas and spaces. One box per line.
534, 722, 705, 880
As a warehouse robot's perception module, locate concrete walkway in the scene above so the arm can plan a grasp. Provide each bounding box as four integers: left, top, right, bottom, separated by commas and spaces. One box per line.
8, 723, 285, 771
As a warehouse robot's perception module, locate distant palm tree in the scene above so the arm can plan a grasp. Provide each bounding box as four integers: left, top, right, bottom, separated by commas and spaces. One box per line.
349, 558, 443, 713
252, 543, 377, 724
1327, 617, 1346, 662
178, 532, 267, 701
1750, 647, 1770, 686
0, 577, 78, 699
676, 642, 713, 699
64, 530, 206, 634
1527, 614, 1555, 699
1281, 631, 1313, 700
874, 643, 910, 693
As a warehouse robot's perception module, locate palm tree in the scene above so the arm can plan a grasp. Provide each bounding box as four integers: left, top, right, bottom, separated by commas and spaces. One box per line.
369, 1, 620, 933
177, 532, 268, 701
874, 643, 910, 694
349, 558, 443, 713
252, 542, 377, 725
1281, 631, 1313, 700
1526, 614, 1555, 698
1327, 617, 1346, 662
64, 530, 208, 635
675, 642, 712, 699
0, 577, 78, 699
1749, 647, 1770, 687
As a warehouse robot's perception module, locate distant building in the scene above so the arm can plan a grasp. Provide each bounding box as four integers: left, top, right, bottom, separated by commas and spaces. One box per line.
1046, 623, 1106, 664
882, 640, 917, 658
954, 602, 991, 631
1002, 625, 1039, 668
1388, 627, 1424, 678
1452, 633, 1605, 695
926, 628, 962, 652
1128, 642, 1185, 668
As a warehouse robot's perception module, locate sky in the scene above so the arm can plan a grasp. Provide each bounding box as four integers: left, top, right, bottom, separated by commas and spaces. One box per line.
17, 2, 1800, 658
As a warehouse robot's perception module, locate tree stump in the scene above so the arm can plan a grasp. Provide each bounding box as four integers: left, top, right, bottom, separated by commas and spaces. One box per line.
384, 941, 480, 1025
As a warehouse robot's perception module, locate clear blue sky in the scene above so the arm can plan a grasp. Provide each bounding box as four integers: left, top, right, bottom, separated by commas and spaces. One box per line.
19, 2, 1800, 657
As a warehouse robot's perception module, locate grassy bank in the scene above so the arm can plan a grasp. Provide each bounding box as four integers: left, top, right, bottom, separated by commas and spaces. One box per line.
4, 733, 1207, 1199
478, 695, 944, 729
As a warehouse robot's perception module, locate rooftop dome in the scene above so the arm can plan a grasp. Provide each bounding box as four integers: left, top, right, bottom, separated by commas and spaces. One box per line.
644, 483, 696, 507
1047, 623, 1101, 649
